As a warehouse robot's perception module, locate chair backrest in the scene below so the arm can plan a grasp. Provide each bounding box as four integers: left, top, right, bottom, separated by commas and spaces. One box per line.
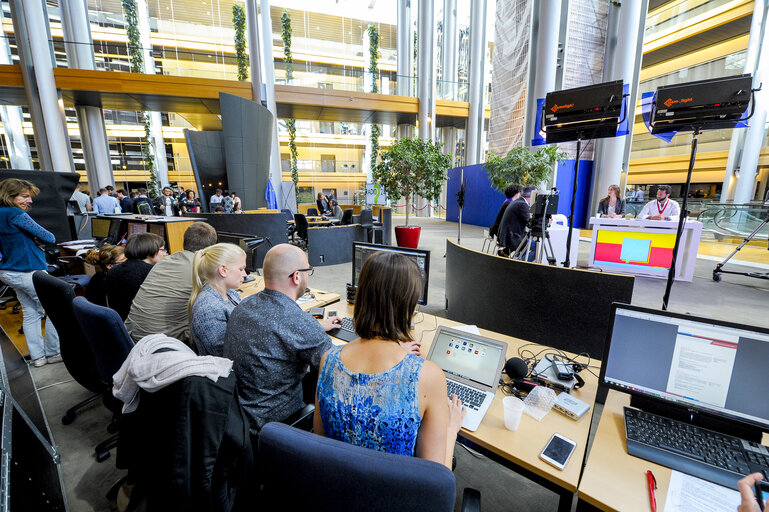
341, 208, 354, 225
281, 208, 293, 221
258, 423, 456, 512
32, 271, 104, 394
306, 207, 319, 217
294, 213, 309, 239
359, 209, 373, 228
72, 296, 134, 385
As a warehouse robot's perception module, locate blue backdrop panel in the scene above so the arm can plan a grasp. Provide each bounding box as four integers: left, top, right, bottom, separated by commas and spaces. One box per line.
446, 164, 506, 228
555, 159, 594, 229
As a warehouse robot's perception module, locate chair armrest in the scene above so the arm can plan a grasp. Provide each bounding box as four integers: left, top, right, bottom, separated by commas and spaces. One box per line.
282, 403, 315, 432
461, 488, 481, 512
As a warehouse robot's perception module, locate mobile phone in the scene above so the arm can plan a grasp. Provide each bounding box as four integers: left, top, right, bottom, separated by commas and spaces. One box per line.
550, 355, 573, 381
539, 433, 577, 470
756, 480, 769, 509
328, 310, 337, 318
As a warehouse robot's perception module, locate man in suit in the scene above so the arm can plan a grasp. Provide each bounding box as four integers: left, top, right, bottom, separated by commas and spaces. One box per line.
498, 184, 536, 257
489, 183, 521, 240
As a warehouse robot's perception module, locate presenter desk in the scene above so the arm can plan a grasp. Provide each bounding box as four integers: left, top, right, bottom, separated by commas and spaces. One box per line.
577, 390, 769, 512
330, 303, 600, 512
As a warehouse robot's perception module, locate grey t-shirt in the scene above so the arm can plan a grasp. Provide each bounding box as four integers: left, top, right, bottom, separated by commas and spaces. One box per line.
224, 288, 332, 434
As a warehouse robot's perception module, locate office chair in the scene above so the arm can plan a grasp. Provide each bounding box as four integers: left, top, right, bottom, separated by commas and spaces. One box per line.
293, 214, 309, 250
306, 207, 319, 217
0, 285, 20, 314
72, 297, 135, 462
359, 209, 382, 243
258, 422, 481, 512
282, 208, 297, 241
32, 272, 105, 425
340, 208, 354, 226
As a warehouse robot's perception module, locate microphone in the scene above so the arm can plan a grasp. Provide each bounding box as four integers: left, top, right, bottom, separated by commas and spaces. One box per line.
503, 357, 539, 392
510, 378, 538, 393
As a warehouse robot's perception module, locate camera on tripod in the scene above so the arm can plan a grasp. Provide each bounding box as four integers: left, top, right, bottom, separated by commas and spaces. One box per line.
528, 193, 559, 234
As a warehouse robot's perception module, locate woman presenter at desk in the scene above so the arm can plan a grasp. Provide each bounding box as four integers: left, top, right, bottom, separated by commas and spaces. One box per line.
597, 184, 626, 218
313, 251, 465, 469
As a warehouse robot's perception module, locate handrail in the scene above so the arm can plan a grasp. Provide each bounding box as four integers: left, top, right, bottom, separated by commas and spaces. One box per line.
697, 203, 769, 240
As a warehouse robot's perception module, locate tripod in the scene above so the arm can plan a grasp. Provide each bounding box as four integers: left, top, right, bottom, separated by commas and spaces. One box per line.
712, 209, 769, 282
513, 219, 557, 265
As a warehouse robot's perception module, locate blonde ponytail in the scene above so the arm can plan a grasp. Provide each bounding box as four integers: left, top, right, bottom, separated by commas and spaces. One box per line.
188, 243, 246, 316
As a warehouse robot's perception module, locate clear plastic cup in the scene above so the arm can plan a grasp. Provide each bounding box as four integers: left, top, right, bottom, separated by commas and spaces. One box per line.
503, 396, 526, 431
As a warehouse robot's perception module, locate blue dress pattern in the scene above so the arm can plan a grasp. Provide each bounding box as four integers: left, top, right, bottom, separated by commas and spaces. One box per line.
317, 345, 423, 457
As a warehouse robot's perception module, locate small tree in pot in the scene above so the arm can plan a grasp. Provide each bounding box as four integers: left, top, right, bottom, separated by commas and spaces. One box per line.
374, 137, 451, 247
485, 145, 566, 192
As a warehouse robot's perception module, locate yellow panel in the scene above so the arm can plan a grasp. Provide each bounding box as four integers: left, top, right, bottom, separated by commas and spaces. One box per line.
596, 230, 677, 249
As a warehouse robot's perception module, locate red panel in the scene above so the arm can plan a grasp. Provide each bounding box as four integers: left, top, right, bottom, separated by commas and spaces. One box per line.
594, 242, 622, 263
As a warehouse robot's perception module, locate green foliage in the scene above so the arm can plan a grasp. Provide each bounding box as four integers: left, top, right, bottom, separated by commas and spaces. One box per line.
232, 4, 248, 81
368, 24, 380, 93
141, 113, 159, 198
485, 145, 566, 193
373, 137, 451, 226
281, 9, 293, 81
286, 119, 299, 194
369, 124, 381, 172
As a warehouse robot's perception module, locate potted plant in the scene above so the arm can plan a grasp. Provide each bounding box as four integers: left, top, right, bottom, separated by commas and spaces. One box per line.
484, 145, 566, 192
373, 137, 451, 248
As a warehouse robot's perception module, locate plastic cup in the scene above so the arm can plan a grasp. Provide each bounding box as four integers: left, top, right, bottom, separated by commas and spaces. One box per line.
503, 396, 526, 431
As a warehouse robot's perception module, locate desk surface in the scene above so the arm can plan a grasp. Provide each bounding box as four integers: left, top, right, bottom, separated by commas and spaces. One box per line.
236, 275, 341, 312
589, 217, 703, 229
331, 302, 600, 494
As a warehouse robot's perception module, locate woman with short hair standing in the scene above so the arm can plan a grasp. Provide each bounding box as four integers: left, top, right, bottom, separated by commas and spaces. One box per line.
0, 178, 61, 367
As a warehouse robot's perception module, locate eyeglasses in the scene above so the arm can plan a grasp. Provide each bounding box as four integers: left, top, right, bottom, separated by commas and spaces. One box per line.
288, 267, 314, 278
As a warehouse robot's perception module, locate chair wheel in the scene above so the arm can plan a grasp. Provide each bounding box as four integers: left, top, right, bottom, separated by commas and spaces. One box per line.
712, 273, 721, 282
62, 413, 75, 425
96, 451, 111, 463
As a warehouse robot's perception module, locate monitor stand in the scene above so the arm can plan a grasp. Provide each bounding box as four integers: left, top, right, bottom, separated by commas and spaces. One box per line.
630, 394, 764, 443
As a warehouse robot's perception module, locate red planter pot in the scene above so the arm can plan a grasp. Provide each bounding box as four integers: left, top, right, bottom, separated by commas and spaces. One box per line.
394, 225, 421, 248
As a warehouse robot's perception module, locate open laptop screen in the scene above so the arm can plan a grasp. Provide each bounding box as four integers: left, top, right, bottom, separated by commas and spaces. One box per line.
601, 304, 769, 431
429, 329, 506, 388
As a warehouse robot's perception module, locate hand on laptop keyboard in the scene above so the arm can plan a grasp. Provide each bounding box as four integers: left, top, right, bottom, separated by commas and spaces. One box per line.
448, 394, 467, 435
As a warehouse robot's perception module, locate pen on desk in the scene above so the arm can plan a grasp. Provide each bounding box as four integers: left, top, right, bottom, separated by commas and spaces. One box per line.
646, 470, 657, 512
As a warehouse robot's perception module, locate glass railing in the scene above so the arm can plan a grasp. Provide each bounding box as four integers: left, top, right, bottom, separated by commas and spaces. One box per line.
280, 159, 364, 173
697, 203, 769, 241
644, 0, 734, 39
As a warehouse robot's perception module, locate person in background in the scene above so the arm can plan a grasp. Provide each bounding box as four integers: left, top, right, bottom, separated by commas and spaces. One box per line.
230, 192, 241, 212
188, 243, 246, 357
93, 187, 120, 215
0, 178, 62, 368
634, 186, 645, 201
70, 183, 91, 213
638, 185, 680, 221
105, 185, 115, 196
231, 203, 243, 214
498, 184, 536, 257
489, 183, 521, 240
314, 251, 465, 468
132, 188, 156, 215
180, 189, 201, 214
116, 189, 132, 213
597, 184, 626, 218
221, 192, 234, 213
157, 186, 176, 217
316, 193, 331, 215
209, 188, 225, 211
84, 246, 125, 306
329, 202, 344, 222
105, 232, 166, 320
125, 222, 218, 344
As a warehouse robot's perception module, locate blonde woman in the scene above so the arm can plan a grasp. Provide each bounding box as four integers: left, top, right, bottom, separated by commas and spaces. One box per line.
189, 243, 247, 356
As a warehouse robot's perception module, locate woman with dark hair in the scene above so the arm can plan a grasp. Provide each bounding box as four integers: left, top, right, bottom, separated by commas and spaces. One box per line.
313, 251, 465, 468
84, 245, 126, 306
105, 232, 165, 319
316, 193, 331, 215
0, 178, 61, 367
597, 184, 626, 218
180, 189, 201, 214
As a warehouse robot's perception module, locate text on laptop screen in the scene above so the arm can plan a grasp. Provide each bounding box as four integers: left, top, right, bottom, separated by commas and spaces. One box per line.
430, 331, 505, 388
603, 307, 769, 429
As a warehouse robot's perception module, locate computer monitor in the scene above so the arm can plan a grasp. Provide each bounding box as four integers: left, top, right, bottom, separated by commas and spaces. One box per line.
107, 218, 123, 243
127, 222, 147, 236
600, 303, 769, 437
352, 242, 430, 306
91, 218, 111, 239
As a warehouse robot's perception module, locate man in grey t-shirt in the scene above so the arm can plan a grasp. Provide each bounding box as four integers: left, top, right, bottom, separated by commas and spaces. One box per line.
224, 244, 341, 434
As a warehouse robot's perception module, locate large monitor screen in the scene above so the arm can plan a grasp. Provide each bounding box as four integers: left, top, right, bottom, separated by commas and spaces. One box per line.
601, 304, 769, 431
352, 242, 430, 305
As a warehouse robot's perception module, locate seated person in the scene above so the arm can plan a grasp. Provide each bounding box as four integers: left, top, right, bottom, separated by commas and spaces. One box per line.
638, 184, 680, 221
314, 251, 465, 468
189, 243, 246, 356
498, 184, 536, 257
223, 244, 341, 436
84, 245, 125, 306
489, 183, 521, 239
105, 232, 165, 320
316, 193, 331, 215
329, 203, 344, 222
125, 222, 218, 343
596, 184, 626, 218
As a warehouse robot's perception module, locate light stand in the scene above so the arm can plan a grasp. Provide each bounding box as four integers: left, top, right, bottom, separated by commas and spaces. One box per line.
456, 169, 465, 246
563, 134, 583, 268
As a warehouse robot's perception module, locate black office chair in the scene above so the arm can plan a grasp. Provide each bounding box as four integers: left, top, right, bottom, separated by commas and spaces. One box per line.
293, 214, 309, 250
259, 422, 481, 512
340, 208, 354, 226
281, 208, 294, 222
306, 207, 319, 217
359, 209, 378, 243
72, 296, 135, 462
32, 272, 105, 425
282, 208, 297, 241
0, 285, 20, 314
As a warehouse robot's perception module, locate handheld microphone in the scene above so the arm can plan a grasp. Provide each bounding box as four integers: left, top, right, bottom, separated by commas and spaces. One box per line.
510, 378, 539, 393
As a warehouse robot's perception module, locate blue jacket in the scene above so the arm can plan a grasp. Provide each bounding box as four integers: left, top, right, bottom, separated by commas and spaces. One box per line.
0, 207, 54, 272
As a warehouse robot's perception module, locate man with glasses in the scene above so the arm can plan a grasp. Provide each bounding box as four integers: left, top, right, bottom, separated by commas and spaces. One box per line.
224, 244, 342, 437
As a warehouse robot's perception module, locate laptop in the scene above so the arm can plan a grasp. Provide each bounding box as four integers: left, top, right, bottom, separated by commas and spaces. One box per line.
600, 303, 769, 489
426, 326, 508, 432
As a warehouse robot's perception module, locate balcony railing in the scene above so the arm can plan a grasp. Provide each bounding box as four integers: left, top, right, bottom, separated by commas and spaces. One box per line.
697, 203, 769, 241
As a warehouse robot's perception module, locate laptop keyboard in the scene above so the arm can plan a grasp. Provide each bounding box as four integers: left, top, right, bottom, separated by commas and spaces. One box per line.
624, 407, 769, 489
339, 317, 354, 332
447, 380, 485, 410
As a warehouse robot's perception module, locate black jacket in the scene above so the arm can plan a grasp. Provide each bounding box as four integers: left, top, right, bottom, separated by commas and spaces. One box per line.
498, 198, 531, 251
117, 372, 252, 512
597, 197, 626, 216
489, 201, 512, 239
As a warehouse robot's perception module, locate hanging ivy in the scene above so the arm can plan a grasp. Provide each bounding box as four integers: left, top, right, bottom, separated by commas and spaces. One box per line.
233, 4, 248, 81
370, 124, 381, 172
286, 119, 299, 194
281, 9, 293, 81
368, 24, 380, 93
122, 0, 159, 197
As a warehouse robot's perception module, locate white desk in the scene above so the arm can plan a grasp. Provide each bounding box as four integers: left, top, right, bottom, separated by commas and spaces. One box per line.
588, 217, 702, 281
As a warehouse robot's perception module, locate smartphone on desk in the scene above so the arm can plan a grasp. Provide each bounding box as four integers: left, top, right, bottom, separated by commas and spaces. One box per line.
539, 433, 576, 470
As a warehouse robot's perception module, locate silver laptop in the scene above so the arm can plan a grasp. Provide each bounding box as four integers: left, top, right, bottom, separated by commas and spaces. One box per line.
426, 326, 508, 431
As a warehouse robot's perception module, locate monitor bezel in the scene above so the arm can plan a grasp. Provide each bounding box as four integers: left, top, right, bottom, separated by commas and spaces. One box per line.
599, 302, 769, 433
351, 241, 430, 306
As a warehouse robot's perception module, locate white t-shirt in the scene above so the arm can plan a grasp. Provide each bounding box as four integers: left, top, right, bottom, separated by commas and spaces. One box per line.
210, 194, 224, 204
638, 198, 680, 220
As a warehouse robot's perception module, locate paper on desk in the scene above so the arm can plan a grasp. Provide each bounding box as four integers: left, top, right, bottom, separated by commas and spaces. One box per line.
296, 294, 314, 305
452, 325, 481, 335
663, 471, 740, 512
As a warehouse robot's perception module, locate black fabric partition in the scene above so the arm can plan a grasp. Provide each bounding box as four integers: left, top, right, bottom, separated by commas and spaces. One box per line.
445, 239, 634, 359
0, 169, 79, 242
307, 225, 365, 266
191, 212, 288, 267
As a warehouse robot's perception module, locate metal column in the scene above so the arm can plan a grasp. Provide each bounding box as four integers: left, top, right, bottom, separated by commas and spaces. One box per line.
245, 0, 263, 104
60, 0, 114, 189
417, 0, 436, 217
466, 0, 488, 165
441, 0, 457, 102
396, 0, 415, 140
260, 0, 286, 209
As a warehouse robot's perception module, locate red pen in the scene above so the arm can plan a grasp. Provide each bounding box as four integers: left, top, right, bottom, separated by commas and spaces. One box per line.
646, 470, 657, 512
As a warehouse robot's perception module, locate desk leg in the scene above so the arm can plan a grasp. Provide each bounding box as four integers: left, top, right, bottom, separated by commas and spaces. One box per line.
558, 491, 574, 512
